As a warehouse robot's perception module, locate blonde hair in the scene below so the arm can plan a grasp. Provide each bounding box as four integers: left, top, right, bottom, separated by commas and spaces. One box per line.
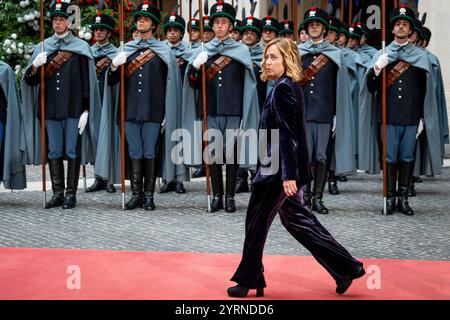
260, 38, 303, 82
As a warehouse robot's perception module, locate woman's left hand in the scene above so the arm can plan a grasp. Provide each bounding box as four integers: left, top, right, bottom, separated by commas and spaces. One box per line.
283, 180, 297, 197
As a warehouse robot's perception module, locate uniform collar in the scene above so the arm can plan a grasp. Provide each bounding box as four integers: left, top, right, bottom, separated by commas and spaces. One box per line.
136, 36, 156, 45
52, 31, 73, 44
211, 36, 235, 47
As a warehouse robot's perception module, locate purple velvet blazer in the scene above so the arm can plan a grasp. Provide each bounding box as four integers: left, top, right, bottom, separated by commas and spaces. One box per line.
252, 75, 312, 187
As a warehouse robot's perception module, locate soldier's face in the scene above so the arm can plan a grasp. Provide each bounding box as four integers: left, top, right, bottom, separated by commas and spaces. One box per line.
203, 31, 215, 42
242, 30, 259, 46
337, 33, 347, 46
213, 17, 232, 39
347, 37, 359, 49
308, 22, 325, 40
409, 30, 418, 44
231, 30, 242, 41
299, 30, 310, 43
52, 16, 68, 35
94, 28, 110, 44
393, 20, 412, 39
262, 30, 277, 43
166, 26, 182, 44
264, 44, 285, 80
326, 31, 338, 44
137, 16, 153, 33
190, 30, 200, 41
360, 34, 368, 45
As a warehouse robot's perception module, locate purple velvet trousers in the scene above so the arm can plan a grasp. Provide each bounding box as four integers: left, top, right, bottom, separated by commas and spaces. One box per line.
231, 179, 363, 289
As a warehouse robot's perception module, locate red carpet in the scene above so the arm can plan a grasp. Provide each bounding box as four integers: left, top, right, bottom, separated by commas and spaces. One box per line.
0, 247, 449, 300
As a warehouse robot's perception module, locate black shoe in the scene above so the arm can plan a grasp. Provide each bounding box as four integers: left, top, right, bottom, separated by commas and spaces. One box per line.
336, 265, 365, 295
412, 176, 423, 183
312, 196, 329, 214
397, 198, 414, 216
227, 285, 264, 298
45, 195, 64, 209
159, 180, 176, 193
192, 166, 206, 178
211, 195, 224, 212
143, 194, 155, 211
328, 181, 340, 195
225, 195, 236, 212
106, 184, 116, 193
86, 177, 106, 193
125, 194, 143, 210
62, 194, 76, 209
338, 175, 348, 182
175, 182, 186, 194
385, 197, 396, 215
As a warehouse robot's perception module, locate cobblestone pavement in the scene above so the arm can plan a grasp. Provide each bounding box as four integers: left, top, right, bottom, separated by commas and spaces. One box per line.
0, 164, 449, 261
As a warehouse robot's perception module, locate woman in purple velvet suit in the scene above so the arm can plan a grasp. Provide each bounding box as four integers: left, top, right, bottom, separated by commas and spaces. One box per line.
228, 38, 365, 298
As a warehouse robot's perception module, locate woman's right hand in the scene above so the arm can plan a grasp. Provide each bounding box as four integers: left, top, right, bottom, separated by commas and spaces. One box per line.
283, 180, 297, 197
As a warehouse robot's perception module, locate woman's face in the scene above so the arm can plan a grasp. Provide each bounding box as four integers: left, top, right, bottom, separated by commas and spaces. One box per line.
264, 45, 285, 80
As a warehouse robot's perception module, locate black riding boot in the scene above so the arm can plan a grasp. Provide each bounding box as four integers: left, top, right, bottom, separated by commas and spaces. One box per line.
312, 161, 329, 214
125, 159, 143, 210
385, 163, 397, 215
46, 158, 65, 209
63, 157, 81, 209
143, 158, 156, 211
210, 164, 224, 212
225, 164, 238, 212
327, 170, 339, 195
397, 161, 414, 216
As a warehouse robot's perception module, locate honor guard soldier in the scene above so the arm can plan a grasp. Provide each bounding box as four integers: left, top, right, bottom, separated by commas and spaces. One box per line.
298, 7, 356, 214
130, 23, 139, 41
355, 22, 377, 64
0, 60, 27, 191
337, 21, 349, 47
261, 15, 280, 46
87, 11, 118, 194
188, 16, 205, 178
360, 5, 442, 216
231, 19, 243, 42
183, 0, 259, 212
279, 20, 295, 41
202, 16, 215, 43
97, 1, 185, 211
298, 22, 310, 44
188, 18, 202, 50
159, 11, 192, 194
22, 0, 101, 209
235, 14, 265, 193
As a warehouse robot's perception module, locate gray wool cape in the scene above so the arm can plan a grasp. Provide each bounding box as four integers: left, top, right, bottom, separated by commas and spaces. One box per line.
359, 42, 442, 176
94, 37, 188, 184
0, 60, 27, 189
20, 33, 102, 166
299, 40, 357, 175
181, 37, 260, 168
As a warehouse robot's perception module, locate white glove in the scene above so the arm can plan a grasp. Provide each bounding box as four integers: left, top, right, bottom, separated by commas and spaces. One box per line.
32, 52, 47, 68
374, 53, 389, 76
332, 116, 337, 137
78, 111, 89, 135
193, 51, 208, 69
416, 118, 424, 139
111, 52, 128, 70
